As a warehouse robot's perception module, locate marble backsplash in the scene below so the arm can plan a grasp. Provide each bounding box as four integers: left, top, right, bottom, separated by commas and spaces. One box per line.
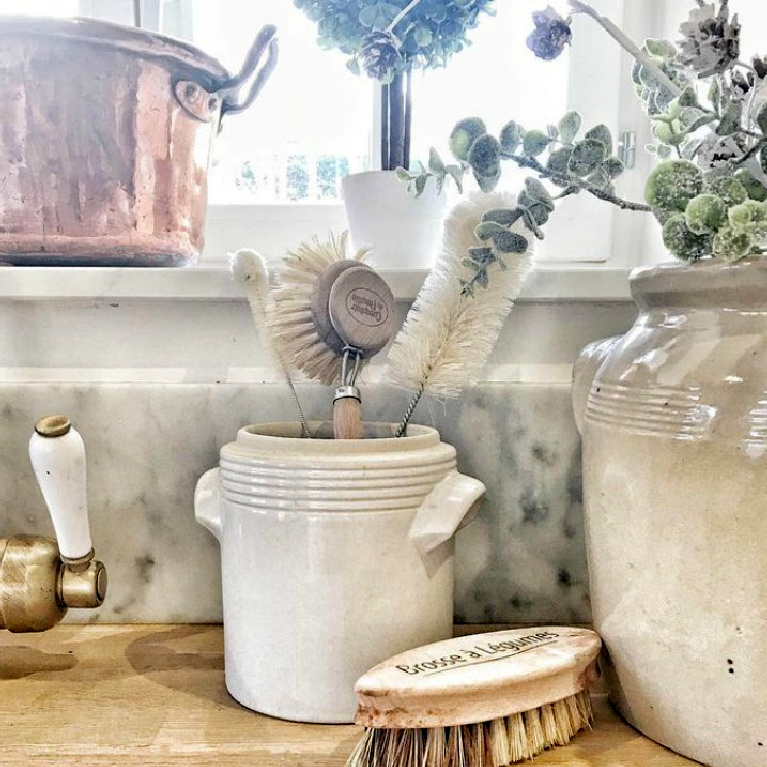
0, 380, 589, 625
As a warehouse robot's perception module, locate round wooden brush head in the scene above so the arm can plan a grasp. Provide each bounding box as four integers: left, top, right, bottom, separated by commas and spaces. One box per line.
353, 627, 601, 729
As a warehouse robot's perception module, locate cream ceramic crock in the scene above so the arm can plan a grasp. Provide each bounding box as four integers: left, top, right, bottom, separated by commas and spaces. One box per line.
573, 259, 767, 767
194, 422, 485, 724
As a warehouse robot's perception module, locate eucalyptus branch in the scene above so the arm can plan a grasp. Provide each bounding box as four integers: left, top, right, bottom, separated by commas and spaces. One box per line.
510, 154, 652, 212
568, 0, 683, 98
732, 138, 767, 167
553, 186, 579, 200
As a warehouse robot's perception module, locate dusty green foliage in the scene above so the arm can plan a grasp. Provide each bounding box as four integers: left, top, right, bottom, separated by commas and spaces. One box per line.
400, 109, 631, 293
662, 215, 712, 262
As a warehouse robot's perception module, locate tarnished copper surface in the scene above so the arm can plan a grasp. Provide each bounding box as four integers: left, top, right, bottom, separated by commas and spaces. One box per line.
0, 18, 278, 267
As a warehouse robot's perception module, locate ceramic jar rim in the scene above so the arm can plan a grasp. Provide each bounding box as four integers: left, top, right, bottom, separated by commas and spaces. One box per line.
630, 257, 767, 310
233, 422, 441, 455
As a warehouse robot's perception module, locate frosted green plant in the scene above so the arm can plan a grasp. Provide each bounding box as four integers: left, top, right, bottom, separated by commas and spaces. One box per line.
400, 1, 767, 269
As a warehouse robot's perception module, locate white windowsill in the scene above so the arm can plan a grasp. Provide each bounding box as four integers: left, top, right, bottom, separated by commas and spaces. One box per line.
0, 265, 634, 302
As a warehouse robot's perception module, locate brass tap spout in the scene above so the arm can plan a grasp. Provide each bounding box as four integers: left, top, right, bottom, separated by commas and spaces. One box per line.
0, 416, 107, 633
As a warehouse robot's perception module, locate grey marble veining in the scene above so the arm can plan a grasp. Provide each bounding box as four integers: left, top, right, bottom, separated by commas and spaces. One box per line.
0, 382, 589, 624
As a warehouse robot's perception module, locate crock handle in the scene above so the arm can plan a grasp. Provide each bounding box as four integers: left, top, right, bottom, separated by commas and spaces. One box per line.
408, 471, 486, 558
194, 468, 223, 541
220, 24, 279, 118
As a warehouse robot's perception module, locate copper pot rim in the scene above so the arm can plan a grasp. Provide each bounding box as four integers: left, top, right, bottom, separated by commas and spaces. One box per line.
0, 15, 230, 82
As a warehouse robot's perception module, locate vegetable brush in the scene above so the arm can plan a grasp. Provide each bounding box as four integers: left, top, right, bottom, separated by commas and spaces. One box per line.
347, 627, 601, 767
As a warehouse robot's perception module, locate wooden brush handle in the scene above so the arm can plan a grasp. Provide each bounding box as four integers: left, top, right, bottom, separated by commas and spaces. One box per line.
353, 627, 602, 729
333, 391, 364, 439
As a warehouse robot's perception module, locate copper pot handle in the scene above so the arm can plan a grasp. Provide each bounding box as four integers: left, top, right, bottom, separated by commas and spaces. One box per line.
219, 23, 279, 118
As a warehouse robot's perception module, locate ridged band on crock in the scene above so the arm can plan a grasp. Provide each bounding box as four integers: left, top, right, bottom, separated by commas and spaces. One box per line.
220, 456, 457, 512
585, 381, 714, 439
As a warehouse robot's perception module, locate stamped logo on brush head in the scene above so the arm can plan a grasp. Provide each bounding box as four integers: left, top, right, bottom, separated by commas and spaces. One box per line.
346, 288, 389, 327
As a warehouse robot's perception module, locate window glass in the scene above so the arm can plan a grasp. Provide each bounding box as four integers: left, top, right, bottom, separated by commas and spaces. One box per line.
191, 0, 373, 204
410, 0, 569, 193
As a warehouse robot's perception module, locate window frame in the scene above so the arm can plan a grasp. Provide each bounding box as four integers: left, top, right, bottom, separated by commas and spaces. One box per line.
198, 0, 668, 270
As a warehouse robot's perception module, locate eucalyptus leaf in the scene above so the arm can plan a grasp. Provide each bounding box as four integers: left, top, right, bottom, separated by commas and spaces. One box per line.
468, 134, 501, 179
414, 174, 427, 197
474, 221, 509, 240
717, 101, 743, 136
474, 169, 502, 192
602, 157, 625, 179
428, 147, 445, 174
449, 117, 487, 162
524, 177, 553, 207
482, 208, 525, 226
491, 230, 529, 253
644, 38, 677, 60
499, 121, 522, 157
394, 166, 412, 182
585, 125, 613, 155
547, 147, 573, 176
757, 103, 767, 135
558, 111, 581, 144
445, 164, 465, 193
569, 139, 608, 176
522, 129, 549, 157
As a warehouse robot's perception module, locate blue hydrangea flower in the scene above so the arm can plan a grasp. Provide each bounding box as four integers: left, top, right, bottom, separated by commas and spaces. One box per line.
526, 6, 572, 61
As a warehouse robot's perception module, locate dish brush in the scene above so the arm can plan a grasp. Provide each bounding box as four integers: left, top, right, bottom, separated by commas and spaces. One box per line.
270, 232, 394, 438
347, 627, 601, 767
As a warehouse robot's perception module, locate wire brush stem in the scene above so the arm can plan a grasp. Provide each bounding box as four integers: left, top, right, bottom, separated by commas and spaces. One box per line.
395, 383, 424, 437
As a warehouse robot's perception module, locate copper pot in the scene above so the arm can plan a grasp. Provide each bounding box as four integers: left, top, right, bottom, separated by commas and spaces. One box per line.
0, 17, 278, 266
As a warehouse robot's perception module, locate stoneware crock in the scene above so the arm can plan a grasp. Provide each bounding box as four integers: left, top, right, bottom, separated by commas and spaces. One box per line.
194, 421, 485, 723
573, 258, 767, 767
0, 17, 277, 266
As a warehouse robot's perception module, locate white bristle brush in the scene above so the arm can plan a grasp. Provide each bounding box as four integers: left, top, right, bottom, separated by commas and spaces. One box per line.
347, 627, 601, 767
230, 248, 310, 437
385, 191, 534, 436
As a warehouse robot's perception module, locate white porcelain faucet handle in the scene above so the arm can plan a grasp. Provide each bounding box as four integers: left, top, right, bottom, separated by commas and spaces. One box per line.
28, 416, 92, 562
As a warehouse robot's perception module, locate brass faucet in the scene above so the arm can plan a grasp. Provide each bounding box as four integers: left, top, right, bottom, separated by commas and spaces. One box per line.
0, 416, 106, 632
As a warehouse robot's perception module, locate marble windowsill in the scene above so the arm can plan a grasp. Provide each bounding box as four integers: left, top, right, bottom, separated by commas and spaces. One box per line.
0, 265, 634, 302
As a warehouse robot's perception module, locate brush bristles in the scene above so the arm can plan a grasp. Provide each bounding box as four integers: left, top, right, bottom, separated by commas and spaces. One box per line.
346, 691, 594, 767
269, 232, 365, 385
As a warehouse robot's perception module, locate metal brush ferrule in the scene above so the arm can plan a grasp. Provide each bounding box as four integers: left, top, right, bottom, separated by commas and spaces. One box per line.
334, 385, 361, 403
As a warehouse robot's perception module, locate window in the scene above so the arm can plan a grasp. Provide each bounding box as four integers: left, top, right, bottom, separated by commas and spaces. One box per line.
1, 0, 649, 267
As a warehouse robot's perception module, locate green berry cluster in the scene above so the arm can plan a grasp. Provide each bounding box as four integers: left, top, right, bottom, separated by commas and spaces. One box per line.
647, 159, 767, 261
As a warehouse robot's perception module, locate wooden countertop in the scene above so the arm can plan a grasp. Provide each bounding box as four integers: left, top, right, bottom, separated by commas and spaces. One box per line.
0, 624, 700, 766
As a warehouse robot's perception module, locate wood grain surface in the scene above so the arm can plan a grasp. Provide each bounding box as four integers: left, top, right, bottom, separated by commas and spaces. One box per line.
0, 624, 700, 766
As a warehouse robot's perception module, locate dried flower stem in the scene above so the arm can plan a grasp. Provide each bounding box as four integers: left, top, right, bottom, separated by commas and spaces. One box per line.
388, 0, 423, 33
568, 0, 683, 98
510, 155, 652, 211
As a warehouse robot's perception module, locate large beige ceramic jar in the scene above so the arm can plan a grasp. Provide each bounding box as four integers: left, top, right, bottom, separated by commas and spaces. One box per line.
573, 259, 767, 767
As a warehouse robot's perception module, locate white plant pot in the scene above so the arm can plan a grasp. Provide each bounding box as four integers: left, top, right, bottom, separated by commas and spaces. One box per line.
342, 170, 447, 269
572, 258, 767, 767
194, 421, 485, 724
